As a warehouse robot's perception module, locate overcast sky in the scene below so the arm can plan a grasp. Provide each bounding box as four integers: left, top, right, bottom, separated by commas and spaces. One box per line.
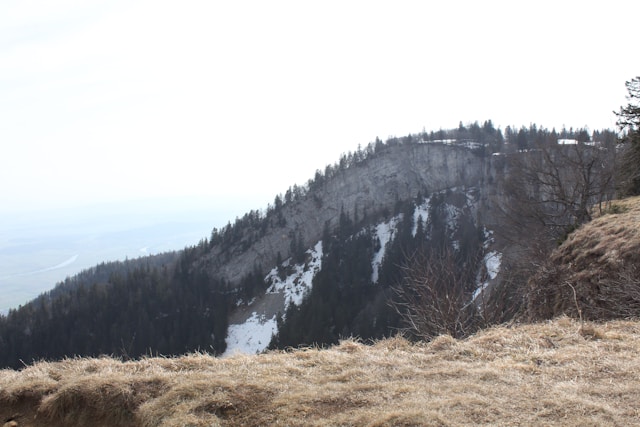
2, 0, 639, 215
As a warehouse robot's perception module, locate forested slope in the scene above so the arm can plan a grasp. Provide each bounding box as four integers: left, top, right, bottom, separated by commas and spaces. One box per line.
0, 122, 618, 368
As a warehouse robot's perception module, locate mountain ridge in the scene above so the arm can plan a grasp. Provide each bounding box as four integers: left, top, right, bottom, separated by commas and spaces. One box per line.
201, 141, 498, 286
0, 123, 619, 367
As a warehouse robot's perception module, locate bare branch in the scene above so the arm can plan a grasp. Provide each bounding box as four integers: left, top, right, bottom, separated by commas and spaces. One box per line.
390, 247, 479, 340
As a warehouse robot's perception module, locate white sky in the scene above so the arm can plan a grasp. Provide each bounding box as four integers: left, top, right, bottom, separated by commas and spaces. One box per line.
2, 0, 639, 214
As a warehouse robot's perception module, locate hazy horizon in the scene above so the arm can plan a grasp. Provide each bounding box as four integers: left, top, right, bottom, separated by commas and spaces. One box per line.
3, 1, 639, 215
2, 0, 639, 311
0, 195, 263, 313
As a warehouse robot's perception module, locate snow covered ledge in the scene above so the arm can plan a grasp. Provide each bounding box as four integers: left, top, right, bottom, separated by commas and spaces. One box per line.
222, 241, 323, 357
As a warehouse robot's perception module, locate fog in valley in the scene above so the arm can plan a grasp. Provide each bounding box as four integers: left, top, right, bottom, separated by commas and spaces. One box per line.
0, 196, 257, 314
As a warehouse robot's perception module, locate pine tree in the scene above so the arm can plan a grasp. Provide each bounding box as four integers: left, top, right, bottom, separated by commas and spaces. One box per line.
615, 76, 640, 195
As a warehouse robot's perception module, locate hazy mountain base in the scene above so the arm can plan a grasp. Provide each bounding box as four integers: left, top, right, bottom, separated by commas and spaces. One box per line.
1, 318, 639, 427
0, 197, 240, 314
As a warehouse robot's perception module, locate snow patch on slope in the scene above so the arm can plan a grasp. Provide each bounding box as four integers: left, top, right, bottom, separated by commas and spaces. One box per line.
371, 215, 401, 283
223, 312, 277, 357
265, 241, 323, 307
474, 226, 502, 301
412, 198, 430, 237
371, 196, 432, 283
474, 250, 502, 301
223, 241, 323, 356
485, 251, 502, 280
424, 139, 483, 149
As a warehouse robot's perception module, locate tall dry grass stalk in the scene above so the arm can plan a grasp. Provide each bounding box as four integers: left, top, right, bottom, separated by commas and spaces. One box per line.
2, 318, 640, 426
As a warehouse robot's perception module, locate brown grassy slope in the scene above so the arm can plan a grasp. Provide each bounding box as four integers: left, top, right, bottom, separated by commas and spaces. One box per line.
2, 318, 640, 426
527, 196, 640, 320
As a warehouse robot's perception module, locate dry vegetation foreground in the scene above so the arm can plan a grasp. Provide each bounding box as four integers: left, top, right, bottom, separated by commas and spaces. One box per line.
527, 196, 640, 320
1, 318, 640, 426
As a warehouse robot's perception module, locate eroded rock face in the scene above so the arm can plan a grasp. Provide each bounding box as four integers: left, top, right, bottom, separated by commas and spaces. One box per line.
201, 143, 504, 286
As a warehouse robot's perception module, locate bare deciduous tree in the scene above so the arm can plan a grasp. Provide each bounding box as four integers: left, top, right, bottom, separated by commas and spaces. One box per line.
500, 142, 616, 252
494, 140, 616, 322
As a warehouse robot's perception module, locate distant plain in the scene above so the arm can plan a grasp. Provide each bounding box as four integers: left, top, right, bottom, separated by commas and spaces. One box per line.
0, 197, 253, 314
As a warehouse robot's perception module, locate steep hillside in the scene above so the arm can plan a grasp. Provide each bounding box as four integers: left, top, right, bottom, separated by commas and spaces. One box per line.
207, 140, 509, 356
200, 142, 496, 285
0, 139, 508, 368
527, 196, 640, 320
229, 187, 494, 355
0, 124, 618, 368
2, 318, 639, 426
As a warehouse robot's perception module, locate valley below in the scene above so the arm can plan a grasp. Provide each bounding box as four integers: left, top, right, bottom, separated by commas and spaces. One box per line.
0, 198, 250, 314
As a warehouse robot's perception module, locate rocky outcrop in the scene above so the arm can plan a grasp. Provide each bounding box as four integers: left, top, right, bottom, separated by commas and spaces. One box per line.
202, 142, 504, 286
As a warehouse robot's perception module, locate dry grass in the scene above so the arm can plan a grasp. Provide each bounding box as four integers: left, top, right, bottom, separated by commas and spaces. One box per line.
2, 318, 640, 426
560, 196, 640, 270
527, 196, 640, 320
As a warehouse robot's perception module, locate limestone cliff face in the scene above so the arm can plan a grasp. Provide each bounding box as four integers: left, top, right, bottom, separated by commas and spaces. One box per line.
200, 142, 505, 286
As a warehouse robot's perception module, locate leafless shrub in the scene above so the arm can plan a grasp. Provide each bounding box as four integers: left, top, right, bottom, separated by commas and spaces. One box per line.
391, 247, 479, 340
475, 265, 526, 325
